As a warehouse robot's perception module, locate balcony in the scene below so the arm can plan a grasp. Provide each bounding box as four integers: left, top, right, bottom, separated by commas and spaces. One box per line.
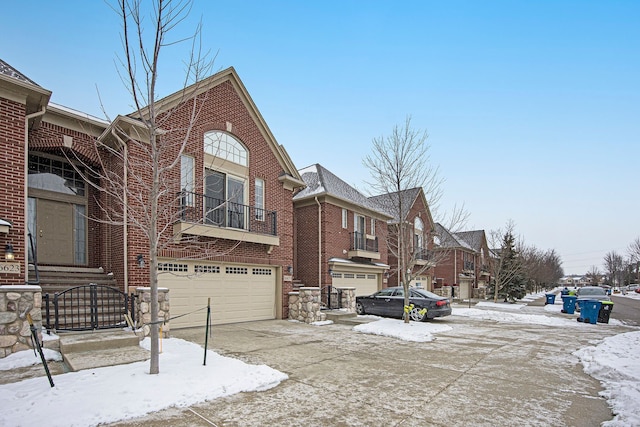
480, 264, 490, 276
348, 231, 380, 260
463, 261, 475, 273
415, 248, 434, 266
173, 191, 279, 247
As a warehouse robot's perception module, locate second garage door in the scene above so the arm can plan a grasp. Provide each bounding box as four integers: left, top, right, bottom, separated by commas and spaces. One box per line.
331, 272, 379, 296
158, 261, 277, 329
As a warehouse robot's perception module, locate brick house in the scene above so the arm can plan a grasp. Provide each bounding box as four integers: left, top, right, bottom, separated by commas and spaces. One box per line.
368, 187, 436, 291
0, 59, 304, 330
293, 164, 391, 305
432, 224, 491, 299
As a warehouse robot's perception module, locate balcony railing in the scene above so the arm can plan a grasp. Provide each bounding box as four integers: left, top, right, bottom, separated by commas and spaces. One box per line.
350, 231, 378, 253
177, 191, 277, 237
463, 261, 475, 271
415, 248, 433, 261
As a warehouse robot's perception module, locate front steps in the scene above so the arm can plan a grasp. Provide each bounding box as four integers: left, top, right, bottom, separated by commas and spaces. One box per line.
323, 310, 374, 325
58, 330, 149, 372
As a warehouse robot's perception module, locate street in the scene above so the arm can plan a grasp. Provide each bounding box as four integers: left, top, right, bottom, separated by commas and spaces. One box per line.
611, 295, 640, 326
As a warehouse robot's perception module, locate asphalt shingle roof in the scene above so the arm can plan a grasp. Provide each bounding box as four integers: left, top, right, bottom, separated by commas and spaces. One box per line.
294, 164, 384, 214
0, 59, 39, 86
368, 188, 421, 223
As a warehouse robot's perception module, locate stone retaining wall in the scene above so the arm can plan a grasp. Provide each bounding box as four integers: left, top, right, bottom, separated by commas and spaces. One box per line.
135, 287, 170, 338
288, 287, 326, 323
0, 285, 42, 358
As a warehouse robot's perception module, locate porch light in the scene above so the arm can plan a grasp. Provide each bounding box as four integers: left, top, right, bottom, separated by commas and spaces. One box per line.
5, 243, 14, 261
287, 265, 293, 274
136, 254, 145, 268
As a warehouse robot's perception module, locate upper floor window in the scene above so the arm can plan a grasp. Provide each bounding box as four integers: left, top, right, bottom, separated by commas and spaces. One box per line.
255, 178, 265, 221
414, 217, 424, 249
342, 208, 348, 229
181, 155, 195, 206
370, 218, 376, 236
204, 131, 247, 166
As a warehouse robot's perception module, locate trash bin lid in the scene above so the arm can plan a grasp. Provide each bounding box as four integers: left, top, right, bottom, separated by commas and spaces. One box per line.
601, 301, 614, 305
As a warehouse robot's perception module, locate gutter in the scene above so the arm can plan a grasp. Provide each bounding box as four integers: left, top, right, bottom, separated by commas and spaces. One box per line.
315, 197, 322, 288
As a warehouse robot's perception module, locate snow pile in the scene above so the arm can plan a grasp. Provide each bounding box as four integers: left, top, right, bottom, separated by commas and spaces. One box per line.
353, 318, 452, 342
0, 337, 287, 427
574, 331, 640, 427
452, 307, 579, 327
0, 347, 62, 370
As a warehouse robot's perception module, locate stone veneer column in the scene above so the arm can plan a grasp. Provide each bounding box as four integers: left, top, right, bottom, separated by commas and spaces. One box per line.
337, 287, 356, 312
288, 287, 326, 323
0, 285, 42, 357
135, 287, 170, 338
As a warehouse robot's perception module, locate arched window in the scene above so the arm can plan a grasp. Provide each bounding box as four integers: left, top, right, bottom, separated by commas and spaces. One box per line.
204, 131, 248, 166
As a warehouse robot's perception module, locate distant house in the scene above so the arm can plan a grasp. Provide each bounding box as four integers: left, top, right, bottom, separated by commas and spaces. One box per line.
0, 59, 305, 331
432, 224, 489, 299
368, 187, 436, 290
293, 164, 391, 305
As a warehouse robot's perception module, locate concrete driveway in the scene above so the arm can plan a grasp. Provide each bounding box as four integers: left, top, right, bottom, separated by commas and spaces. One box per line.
108, 307, 630, 427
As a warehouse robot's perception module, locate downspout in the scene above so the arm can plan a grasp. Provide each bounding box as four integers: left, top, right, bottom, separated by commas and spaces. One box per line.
315, 197, 322, 288
24, 106, 47, 284
110, 129, 129, 294
453, 248, 457, 289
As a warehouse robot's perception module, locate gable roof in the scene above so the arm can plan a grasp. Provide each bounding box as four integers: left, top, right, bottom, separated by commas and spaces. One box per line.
434, 223, 474, 251
0, 59, 40, 86
294, 164, 390, 218
0, 58, 51, 123
99, 67, 304, 188
454, 230, 487, 253
368, 187, 434, 229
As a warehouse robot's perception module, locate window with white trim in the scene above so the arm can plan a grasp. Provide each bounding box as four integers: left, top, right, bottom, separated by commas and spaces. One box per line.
255, 178, 265, 221
341, 208, 348, 229
181, 155, 195, 206
204, 131, 247, 166
370, 218, 376, 236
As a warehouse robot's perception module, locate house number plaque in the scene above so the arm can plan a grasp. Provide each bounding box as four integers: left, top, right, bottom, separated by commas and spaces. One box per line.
0, 263, 20, 274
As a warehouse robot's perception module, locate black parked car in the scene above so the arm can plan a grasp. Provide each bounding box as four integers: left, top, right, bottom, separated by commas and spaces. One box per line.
356, 286, 452, 322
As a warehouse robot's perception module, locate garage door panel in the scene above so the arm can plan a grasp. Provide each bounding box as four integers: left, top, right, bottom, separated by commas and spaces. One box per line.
332, 272, 379, 296
159, 262, 276, 328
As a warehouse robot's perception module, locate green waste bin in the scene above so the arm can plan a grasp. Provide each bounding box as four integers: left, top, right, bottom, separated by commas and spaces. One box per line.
597, 301, 614, 324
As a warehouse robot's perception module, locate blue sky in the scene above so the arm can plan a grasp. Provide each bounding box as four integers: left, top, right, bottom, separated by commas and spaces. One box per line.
2, 1, 638, 274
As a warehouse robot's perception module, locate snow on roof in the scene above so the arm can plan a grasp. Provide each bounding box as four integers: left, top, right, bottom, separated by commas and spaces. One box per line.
294, 164, 385, 215
0, 58, 40, 86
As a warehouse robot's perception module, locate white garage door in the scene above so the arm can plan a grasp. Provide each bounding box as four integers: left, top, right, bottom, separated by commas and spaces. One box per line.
158, 261, 277, 329
332, 272, 379, 296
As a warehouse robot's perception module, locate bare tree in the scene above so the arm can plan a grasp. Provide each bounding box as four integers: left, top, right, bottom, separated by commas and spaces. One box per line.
521, 247, 563, 293
363, 116, 467, 322
603, 251, 625, 288
585, 265, 602, 286
74, 0, 213, 374
628, 237, 640, 283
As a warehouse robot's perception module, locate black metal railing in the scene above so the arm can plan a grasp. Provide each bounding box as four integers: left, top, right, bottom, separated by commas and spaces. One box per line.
350, 231, 378, 253
44, 284, 133, 332
178, 191, 277, 236
415, 248, 433, 261
463, 261, 475, 271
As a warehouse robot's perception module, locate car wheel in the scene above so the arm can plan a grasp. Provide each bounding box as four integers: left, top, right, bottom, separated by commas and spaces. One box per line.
356, 302, 365, 315
409, 306, 427, 322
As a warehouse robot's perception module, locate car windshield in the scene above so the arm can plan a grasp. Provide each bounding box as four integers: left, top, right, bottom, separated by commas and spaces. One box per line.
578, 288, 605, 296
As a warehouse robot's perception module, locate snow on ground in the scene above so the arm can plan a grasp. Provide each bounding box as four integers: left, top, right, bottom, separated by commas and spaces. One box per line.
0, 347, 62, 371
1, 290, 639, 426
574, 331, 640, 427
353, 317, 452, 342
0, 337, 287, 427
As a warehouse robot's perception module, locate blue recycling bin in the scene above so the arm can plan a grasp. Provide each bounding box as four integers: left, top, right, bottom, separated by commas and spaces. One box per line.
577, 300, 602, 324
561, 295, 577, 314
545, 293, 556, 305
